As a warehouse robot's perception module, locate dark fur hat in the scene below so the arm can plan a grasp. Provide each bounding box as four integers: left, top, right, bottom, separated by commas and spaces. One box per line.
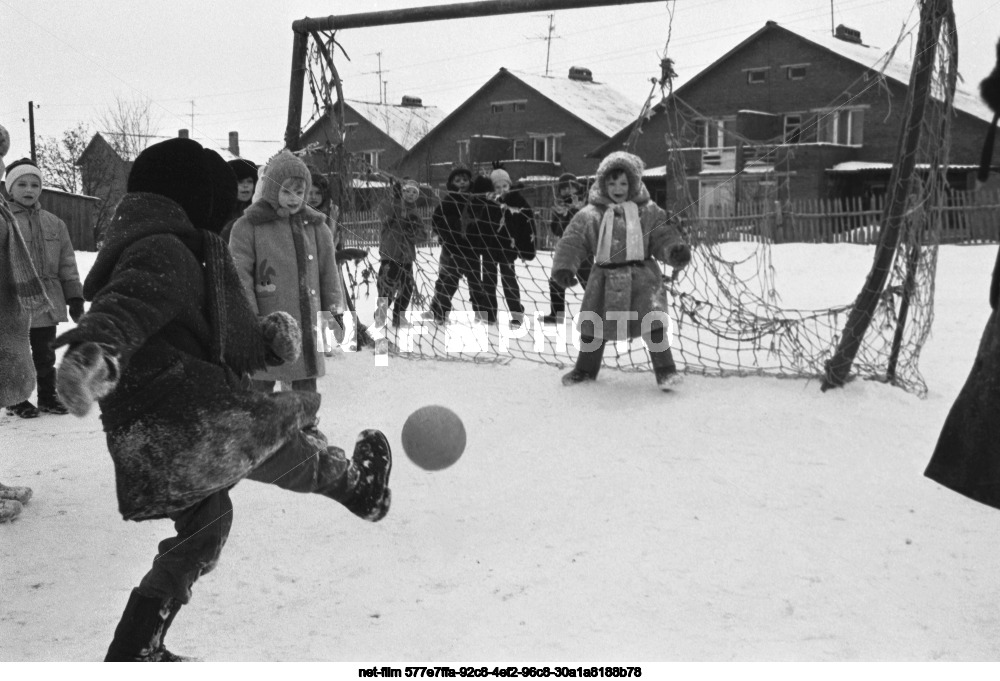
128, 138, 237, 234
446, 163, 472, 190
229, 158, 258, 184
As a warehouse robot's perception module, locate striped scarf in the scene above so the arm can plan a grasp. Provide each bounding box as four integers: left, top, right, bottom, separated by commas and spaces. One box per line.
595, 201, 644, 265
1, 199, 52, 314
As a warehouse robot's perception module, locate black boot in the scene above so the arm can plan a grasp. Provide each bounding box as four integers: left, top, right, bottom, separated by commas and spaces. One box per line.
105, 589, 190, 662
318, 430, 392, 522
562, 339, 605, 386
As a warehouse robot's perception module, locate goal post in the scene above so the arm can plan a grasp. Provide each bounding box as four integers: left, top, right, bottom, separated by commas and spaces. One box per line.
284, 0, 664, 151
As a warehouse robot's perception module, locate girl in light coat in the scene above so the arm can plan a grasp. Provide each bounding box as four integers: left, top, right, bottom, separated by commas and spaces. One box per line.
230, 151, 343, 392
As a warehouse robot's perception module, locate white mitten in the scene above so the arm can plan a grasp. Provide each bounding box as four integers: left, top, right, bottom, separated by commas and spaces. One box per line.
56, 342, 120, 417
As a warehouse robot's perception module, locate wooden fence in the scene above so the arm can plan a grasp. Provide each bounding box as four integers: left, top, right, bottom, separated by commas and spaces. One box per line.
692, 189, 1000, 245
338, 189, 1000, 249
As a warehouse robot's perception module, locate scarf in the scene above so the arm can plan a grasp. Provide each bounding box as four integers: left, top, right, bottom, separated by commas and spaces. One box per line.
595, 201, 644, 265
2, 199, 52, 314
200, 230, 269, 376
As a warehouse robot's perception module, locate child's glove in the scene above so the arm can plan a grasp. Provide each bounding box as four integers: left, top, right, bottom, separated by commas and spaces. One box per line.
261, 311, 301, 366
68, 298, 85, 323
667, 243, 692, 269
550, 269, 578, 289
56, 342, 120, 417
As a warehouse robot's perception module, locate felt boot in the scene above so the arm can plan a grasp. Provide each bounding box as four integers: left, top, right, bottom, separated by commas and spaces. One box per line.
104, 589, 190, 662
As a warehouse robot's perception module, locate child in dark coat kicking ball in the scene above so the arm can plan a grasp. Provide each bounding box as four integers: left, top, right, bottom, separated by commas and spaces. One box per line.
550, 151, 690, 391
54, 138, 391, 662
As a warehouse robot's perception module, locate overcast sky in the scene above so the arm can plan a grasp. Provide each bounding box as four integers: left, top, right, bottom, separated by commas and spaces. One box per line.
2, 0, 998, 165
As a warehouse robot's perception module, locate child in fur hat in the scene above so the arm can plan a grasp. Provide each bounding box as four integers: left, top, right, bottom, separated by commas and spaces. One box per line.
551, 151, 691, 391
230, 150, 344, 392
4, 157, 84, 416
0, 124, 37, 521
54, 137, 391, 660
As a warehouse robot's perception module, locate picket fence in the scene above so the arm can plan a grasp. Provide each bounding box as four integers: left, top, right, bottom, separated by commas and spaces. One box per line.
337, 190, 1000, 249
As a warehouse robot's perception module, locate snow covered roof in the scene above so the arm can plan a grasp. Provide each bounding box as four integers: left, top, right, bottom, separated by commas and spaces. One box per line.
346, 99, 447, 150
828, 161, 982, 173
508, 70, 641, 137
779, 23, 995, 125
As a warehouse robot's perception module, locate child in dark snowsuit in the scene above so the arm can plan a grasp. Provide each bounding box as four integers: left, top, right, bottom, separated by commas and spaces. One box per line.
54, 138, 391, 661
551, 151, 691, 391
471, 168, 535, 328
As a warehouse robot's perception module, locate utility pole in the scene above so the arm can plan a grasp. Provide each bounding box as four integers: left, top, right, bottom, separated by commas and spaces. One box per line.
375, 51, 384, 103
544, 13, 555, 77
28, 101, 37, 164
830, 0, 835, 35
383, 80, 389, 106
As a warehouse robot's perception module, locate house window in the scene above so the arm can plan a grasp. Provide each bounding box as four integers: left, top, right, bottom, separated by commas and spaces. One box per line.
512, 139, 526, 160
489, 99, 527, 114
746, 68, 768, 84
697, 119, 730, 148
817, 108, 865, 146
529, 134, 563, 163
457, 140, 469, 163
784, 114, 803, 144
360, 150, 380, 170
786, 65, 808, 80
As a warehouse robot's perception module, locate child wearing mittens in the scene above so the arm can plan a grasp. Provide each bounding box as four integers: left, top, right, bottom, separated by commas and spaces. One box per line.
550, 151, 691, 391
229, 151, 343, 393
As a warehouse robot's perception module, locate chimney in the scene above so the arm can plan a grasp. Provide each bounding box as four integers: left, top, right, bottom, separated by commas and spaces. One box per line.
568, 66, 593, 82
178, 129, 189, 139
834, 25, 862, 44
228, 131, 240, 157
400, 95, 423, 107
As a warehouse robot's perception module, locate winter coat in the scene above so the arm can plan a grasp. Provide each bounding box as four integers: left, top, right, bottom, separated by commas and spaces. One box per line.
431, 191, 479, 265
0, 198, 36, 407
552, 156, 684, 342
54, 192, 321, 521
9, 202, 83, 327
924, 245, 1000, 510
219, 198, 252, 244
472, 190, 536, 264
378, 199, 424, 266
229, 200, 342, 382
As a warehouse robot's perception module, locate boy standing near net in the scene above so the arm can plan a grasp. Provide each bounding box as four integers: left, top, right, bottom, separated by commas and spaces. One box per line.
544, 172, 589, 324
377, 178, 424, 327
5, 158, 85, 416
551, 151, 690, 391
428, 164, 487, 323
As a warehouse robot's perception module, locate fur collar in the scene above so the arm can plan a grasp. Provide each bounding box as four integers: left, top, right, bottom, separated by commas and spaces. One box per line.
242, 199, 327, 228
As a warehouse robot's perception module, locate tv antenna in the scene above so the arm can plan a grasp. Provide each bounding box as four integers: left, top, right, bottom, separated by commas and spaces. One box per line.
527, 13, 561, 76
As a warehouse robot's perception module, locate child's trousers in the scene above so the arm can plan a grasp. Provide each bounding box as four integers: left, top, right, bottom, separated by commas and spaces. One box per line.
574, 321, 676, 378
136, 428, 350, 604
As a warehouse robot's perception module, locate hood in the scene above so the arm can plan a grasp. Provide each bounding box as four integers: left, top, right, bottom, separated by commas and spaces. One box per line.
588, 151, 650, 206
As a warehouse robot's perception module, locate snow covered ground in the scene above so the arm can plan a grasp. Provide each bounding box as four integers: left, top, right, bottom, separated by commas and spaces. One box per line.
3, 243, 1000, 666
